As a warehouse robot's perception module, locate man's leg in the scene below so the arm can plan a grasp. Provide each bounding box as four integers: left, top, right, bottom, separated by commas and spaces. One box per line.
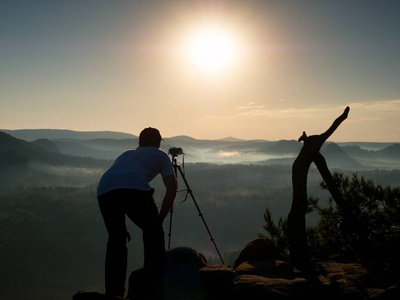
125, 189, 165, 298
98, 191, 128, 298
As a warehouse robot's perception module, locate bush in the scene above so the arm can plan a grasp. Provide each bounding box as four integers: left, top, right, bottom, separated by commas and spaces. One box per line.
260, 172, 400, 281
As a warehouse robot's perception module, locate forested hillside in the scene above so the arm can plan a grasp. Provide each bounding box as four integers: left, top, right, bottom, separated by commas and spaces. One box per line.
0, 132, 111, 187
3, 129, 400, 168
1, 131, 400, 299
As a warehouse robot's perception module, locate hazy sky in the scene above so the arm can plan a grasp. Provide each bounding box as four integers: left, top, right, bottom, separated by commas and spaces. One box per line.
1, 0, 399, 142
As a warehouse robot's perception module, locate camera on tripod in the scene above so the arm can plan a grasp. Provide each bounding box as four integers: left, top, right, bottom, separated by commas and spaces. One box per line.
168, 147, 184, 156
165, 146, 224, 264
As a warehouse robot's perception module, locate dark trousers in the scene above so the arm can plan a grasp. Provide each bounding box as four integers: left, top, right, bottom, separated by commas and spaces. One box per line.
98, 188, 165, 298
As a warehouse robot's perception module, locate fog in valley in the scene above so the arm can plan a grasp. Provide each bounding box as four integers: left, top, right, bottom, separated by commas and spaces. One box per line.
1, 130, 400, 299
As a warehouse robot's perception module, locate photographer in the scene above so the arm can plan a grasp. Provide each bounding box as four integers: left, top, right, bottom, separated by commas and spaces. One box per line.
97, 127, 177, 299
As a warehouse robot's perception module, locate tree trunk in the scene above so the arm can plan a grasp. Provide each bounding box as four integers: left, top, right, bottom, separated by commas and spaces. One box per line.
288, 107, 349, 274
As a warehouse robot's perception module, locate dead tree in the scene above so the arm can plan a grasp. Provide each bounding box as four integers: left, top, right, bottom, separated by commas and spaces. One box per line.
288, 106, 350, 274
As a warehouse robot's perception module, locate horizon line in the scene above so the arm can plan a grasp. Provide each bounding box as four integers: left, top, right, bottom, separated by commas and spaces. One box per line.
1, 128, 399, 144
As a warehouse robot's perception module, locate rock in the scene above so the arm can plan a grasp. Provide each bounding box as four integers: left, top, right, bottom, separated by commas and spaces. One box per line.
231, 239, 311, 299
233, 274, 310, 299
164, 246, 207, 271
128, 247, 207, 300
235, 260, 303, 279
162, 247, 207, 300
72, 290, 124, 300
74, 241, 400, 300
199, 264, 234, 299
233, 238, 285, 269
233, 260, 310, 299
232, 238, 311, 299
316, 261, 371, 288
375, 285, 400, 299
314, 261, 397, 300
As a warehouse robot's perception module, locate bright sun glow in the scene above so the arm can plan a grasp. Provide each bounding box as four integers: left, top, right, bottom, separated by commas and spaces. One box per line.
186, 25, 238, 74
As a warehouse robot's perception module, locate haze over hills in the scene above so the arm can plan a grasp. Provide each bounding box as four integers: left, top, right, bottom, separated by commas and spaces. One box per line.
1, 130, 400, 300
1, 129, 137, 141
1, 129, 400, 170
0, 131, 110, 187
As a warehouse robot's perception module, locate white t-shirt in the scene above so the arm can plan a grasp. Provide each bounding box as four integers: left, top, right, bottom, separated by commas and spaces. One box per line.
97, 146, 174, 196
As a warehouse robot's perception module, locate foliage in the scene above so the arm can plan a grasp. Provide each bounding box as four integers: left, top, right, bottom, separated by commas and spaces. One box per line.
260, 172, 400, 280
258, 208, 289, 260
0, 164, 295, 300
308, 173, 400, 274
1, 164, 400, 299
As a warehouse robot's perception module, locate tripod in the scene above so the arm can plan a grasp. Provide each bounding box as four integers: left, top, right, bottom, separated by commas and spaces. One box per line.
167, 150, 225, 264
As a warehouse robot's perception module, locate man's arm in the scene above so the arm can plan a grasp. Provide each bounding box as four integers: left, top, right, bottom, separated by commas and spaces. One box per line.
159, 174, 177, 222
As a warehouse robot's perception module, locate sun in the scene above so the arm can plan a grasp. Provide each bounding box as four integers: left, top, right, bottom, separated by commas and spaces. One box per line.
186, 25, 239, 74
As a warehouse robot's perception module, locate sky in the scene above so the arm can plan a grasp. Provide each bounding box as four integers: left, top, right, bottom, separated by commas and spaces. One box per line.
1, 0, 399, 142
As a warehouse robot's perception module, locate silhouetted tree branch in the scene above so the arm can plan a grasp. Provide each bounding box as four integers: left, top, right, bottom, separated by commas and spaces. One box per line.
288, 106, 350, 275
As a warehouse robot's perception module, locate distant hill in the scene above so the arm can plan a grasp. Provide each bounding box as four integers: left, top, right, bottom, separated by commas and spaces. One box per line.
54, 138, 138, 160
217, 137, 245, 142
341, 145, 373, 160
1, 129, 137, 141
337, 141, 395, 151
31, 139, 61, 154
0, 131, 53, 163
0, 131, 107, 167
1, 129, 400, 169
340, 143, 400, 168
0, 131, 111, 187
375, 143, 400, 160
265, 140, 302, 155
321, 143, 363, 169
168, 135, 200, 142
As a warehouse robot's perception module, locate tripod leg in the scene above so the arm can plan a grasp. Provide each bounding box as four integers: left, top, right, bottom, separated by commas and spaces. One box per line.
176, 165, 225, 265
167, 156, 179, 250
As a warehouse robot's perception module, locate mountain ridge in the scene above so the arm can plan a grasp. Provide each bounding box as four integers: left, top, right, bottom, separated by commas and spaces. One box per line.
0, 131, 111, 187
4, 128, 398, 146
1, 129, 137, 141
1, 129, 399, 170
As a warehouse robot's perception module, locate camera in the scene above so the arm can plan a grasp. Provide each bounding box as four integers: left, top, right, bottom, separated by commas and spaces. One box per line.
168, 147, 184, 156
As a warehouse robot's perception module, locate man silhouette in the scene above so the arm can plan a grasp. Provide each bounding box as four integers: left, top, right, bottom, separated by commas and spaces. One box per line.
97, 127, 177, 298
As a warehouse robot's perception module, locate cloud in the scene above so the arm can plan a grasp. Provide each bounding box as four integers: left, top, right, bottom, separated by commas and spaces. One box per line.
236, 102, 263, 110
192, 99, 398, 141
201, 102, 338, 120
234, 102, 337, 117
200, 99, 400, 125
234, 99, 400, 118
348, 100, 400, 113
345, 100, 400, 124
235, 102, 266, 116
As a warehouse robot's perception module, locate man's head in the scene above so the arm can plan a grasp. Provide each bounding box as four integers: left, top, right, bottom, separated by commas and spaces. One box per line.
139, 127, 164, 147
